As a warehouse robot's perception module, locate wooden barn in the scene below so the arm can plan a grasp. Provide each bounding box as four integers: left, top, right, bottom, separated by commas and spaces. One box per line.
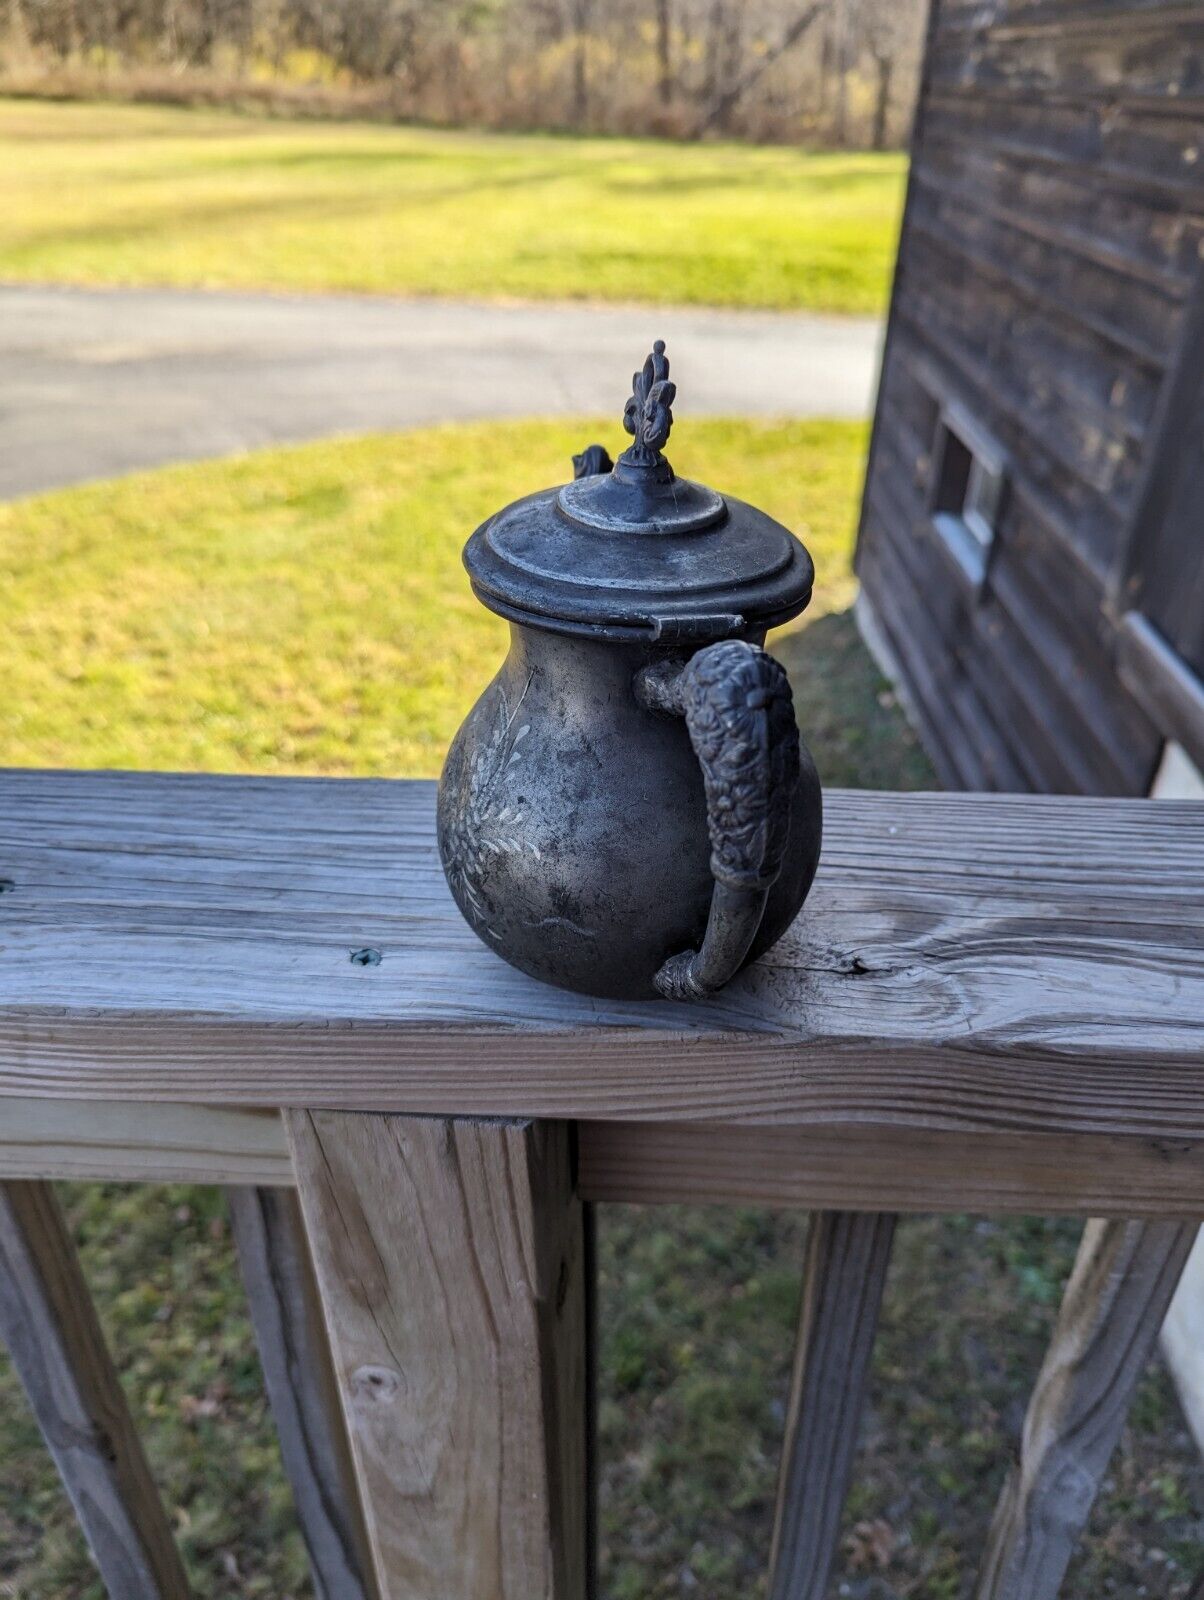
855, 0, 1204, 801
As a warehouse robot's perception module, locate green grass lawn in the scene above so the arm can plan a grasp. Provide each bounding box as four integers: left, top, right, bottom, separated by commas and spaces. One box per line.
0, 416, 872, 775
0, 98, 904, 313
1, 421, 1200, 1598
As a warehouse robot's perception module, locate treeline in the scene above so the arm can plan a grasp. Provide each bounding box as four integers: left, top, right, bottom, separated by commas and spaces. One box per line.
2, 0, 927, 147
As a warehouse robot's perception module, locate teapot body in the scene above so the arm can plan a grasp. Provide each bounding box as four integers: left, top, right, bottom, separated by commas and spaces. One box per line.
437, 623, 822, 1000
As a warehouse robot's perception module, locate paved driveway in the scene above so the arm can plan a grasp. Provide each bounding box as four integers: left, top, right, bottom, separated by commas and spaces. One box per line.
0, 285, 882, 500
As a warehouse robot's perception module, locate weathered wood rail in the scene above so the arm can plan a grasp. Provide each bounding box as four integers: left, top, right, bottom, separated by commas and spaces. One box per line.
1, 768, 1202, 1599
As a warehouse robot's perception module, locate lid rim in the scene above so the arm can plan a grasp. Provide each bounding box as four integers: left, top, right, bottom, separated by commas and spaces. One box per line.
463, 482, 815, 642
468, 580, 813, 645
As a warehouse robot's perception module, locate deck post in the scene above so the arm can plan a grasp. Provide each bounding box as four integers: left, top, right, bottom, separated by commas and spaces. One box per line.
284, 1110, 589, 1600
974, 1217, 1198, 1600
768, 1209, 896, 1600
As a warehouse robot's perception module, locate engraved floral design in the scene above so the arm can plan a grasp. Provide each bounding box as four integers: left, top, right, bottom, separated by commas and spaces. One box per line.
439, 678, 540, 944
621, 338, 676, 465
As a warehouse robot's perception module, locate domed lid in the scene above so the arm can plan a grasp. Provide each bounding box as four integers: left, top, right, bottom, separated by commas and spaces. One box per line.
462, 341, 814, 646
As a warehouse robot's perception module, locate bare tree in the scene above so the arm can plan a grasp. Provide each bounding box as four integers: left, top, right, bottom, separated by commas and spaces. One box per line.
862, 0, 909, 149
700, 0, 744, 134
696, 0, 829, 137
832, 0, 849, 145
2, 0, 926, 148
569, 0, 590, 128
655, 0, 670, 103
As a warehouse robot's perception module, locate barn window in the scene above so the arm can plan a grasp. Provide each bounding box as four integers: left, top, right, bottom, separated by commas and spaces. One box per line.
927, 403, 1007, 595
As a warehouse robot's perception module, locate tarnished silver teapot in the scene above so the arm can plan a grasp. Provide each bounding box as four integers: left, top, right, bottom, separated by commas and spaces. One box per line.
438, 341, 822, 1000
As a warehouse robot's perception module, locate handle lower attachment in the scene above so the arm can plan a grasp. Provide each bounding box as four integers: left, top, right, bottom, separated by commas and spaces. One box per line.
635, 640, 801, 1000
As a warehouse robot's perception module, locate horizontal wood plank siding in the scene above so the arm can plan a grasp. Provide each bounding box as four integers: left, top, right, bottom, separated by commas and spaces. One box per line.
857, 0, 1204, 794
864, 373, 1155, 792
1118, 278, 1204, 687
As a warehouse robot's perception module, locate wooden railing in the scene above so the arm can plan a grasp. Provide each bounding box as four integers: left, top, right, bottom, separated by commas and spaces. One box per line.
1, 767, 1202, 1600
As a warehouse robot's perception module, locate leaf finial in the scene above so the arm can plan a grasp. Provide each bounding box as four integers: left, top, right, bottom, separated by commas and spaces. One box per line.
621, 339, 676, 466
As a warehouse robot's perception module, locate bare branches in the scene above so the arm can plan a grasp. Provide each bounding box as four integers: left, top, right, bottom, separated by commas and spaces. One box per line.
2, 0, 927, 148
695, 1, 829, 137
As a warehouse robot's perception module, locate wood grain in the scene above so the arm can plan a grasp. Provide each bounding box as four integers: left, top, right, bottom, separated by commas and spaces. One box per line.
1116, 270, 1204, 692
0, 1180, 191, 1600
1, 773, 1202, 1150
1118, 610, 1204, 775
5, 1100, 1204, 1215
769, 1211, 896, 1600
577, 1122, 1204, 1218
974, 1217, 1198, 1600
1160, 1226, 1204, 1455
286, 1112, 588, 1600
0, 1098, 292, 1185
228, 1187, 378, 1600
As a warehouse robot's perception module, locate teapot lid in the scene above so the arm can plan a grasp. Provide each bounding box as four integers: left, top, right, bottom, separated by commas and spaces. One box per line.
462, 340, 814, 646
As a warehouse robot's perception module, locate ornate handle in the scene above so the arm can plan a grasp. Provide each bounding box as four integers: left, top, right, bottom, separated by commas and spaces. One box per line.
635, 641, 801, 1000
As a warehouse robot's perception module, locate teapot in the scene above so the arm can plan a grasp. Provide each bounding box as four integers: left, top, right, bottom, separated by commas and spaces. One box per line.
438, 341, 822, 1000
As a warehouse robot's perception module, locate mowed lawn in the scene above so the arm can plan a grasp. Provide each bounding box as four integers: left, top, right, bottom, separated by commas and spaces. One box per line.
0, 98, 905, 313
0, 417, 871, 775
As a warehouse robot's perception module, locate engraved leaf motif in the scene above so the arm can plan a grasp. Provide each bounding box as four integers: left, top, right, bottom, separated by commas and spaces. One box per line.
442, 681, 538, 942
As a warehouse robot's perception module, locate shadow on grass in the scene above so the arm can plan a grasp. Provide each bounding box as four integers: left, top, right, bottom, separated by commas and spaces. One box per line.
8, 157, 578, 258
773, 607, 934, 792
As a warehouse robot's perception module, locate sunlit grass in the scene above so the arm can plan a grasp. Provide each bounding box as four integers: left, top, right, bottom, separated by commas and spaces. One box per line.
0, 416, 868, 776
0, 98, 904, 312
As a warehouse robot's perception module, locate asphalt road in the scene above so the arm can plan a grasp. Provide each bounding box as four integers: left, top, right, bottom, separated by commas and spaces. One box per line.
0, 284, 883, 500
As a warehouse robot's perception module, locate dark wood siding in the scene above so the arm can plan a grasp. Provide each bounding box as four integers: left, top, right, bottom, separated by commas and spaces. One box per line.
1121, 280, 1204, 680
1114, 278, 1204, 767
857, 0, 1204, 795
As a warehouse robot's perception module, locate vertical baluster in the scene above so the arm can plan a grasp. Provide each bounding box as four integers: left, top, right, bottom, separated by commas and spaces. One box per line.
228, 1183, 379, 1600
769, 1209, 897, 1600
0, 1180, 191, 1600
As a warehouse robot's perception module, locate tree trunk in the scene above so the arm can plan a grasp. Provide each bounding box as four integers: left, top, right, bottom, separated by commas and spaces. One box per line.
572, 0, 591, 129
871, 51, 893, 149
817, 22, 834, 116
702, 0, 742, 133
698, 2, 829, 138
833, 10, 849, 147
719, 6, 741, 133
656, 0, 672, 103
702, 0, 722, 108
